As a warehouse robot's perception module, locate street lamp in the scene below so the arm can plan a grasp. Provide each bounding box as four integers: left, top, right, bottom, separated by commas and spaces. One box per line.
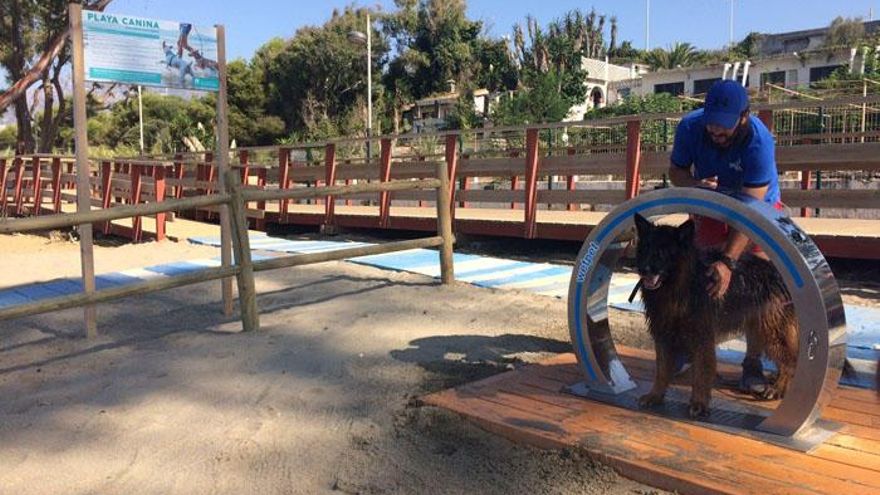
348, 12, 372, 163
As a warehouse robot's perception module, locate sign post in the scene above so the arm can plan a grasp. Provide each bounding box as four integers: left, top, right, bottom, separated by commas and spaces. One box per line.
215, 25, 234, 316
69, 6, 233, 331
69, 2, 97, 337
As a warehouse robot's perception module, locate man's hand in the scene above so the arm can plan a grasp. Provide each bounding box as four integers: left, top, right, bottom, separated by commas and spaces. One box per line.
706, 261, 732, 299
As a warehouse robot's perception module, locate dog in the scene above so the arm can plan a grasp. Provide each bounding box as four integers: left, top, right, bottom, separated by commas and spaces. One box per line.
632, 213, 799, 418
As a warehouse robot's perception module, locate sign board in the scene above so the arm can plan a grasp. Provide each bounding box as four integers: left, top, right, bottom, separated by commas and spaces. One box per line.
82, 11, 219, 91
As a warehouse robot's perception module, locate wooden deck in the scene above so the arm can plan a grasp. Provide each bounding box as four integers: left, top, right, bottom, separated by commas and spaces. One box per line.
423, 347, 880, 495
268, 204, 880, 259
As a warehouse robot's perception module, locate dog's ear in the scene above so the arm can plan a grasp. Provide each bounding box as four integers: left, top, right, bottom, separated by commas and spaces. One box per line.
678, 219, 696, 243
634, 213, 651, 237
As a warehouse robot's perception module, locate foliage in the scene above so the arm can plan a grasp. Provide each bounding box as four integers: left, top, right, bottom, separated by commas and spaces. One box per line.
584, 92, 697, 119
444, 90, 481, 130
0, 125, 16, 152
643, 42, 700, 70
731, 32, 763, 59
263, 6, 389, 141
824, 16, 865, 48
491, 69, 574, 125
383, 0, 483, 100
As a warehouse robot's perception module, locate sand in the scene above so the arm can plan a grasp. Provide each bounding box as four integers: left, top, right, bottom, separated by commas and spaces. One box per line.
0, 232, 663, 495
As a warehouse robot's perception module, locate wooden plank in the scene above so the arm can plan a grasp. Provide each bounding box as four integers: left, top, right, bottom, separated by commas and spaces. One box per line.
776, 143, 880, 172
424, 350, 880, 495
455, 189, 523, 203
780, 189, 880, 209
536, 189, 626, 205
540, 154, 626, 176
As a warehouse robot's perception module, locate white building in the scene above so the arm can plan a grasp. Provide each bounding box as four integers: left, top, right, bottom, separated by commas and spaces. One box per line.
403, 82, 493, 133
565, 57, 643, 120
607, 46, 863, 103
606, 20, 879, 103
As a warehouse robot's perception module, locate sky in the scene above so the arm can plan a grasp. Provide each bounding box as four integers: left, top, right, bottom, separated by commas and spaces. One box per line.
1, 0, 878, 126
105, 0, 880, 61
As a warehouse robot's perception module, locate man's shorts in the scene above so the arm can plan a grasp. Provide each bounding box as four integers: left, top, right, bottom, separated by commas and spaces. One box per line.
693, 202, 785, 252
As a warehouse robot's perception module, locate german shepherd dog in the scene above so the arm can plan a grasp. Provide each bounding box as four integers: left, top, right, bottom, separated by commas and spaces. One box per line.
633, 213, 798, 418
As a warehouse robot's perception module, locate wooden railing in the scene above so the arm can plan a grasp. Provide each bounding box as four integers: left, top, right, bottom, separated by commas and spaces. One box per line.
2, 95, 878, 242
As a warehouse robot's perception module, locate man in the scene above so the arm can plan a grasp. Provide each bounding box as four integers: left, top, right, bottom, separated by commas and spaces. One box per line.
668, 79, 783, 395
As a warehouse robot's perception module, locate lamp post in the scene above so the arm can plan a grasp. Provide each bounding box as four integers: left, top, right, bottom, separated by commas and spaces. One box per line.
348, 12, 372, 164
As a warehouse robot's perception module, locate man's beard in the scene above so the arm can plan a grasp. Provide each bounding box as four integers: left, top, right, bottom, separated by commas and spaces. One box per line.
709, 121, 748, 150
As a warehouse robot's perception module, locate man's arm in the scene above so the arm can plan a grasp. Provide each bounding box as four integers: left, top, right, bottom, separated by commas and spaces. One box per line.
707, 183, 769, 299
668, 164, 719, 189
668, 164, 699, 187
721, 184, 768, 261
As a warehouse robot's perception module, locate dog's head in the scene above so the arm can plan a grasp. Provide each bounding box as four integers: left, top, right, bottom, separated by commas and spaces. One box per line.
633, 213, 695, 291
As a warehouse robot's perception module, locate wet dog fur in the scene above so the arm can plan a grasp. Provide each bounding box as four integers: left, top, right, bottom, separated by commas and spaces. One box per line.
633, 214, 799, 418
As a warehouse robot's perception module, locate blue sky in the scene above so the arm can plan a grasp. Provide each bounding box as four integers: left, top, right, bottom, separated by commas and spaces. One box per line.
107, 0, 879, 61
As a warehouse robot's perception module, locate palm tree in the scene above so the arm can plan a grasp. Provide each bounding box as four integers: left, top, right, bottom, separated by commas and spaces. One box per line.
609, 16, 618, 54
644, 42, 699, 70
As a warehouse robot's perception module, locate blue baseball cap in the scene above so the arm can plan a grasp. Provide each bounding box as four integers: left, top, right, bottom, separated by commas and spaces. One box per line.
704, 80, 749, 129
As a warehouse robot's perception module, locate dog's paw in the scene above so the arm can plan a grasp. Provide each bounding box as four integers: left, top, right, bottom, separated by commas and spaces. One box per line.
638, 392, 665, 408
688, 400, 710, 418
753, 385, 784, 401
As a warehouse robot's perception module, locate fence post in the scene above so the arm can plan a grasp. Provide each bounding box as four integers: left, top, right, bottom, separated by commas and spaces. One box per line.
154, 165, 166, 241
101, 161, 113, 234
12, 156, 25, 215
322, 143, 337, 233
566, 147, 577, 211
32, 156, 42, 215
510, 150, 519, 210
444, 134, 459, 221
435, 160, 455, 285
278, 147, 291, 222
524, 128, 540, 238
51, 157, 62, 213
800, 171, 812, 218
173, 154, 184, 200
625, 120, 642, 200
379, 138, 393, 228
0, 158, 7, 214
224, 169, 260, 332
131, 164, 143, 242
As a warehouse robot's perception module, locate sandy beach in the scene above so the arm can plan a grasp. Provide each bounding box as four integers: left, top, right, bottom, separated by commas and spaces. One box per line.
0, 232, 664, 495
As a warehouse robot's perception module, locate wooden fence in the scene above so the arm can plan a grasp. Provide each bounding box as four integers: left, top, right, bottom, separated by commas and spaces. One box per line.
0, 161, 455, 337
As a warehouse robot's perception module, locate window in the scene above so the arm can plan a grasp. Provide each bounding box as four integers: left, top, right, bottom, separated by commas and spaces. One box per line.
654, 81, 685, 96
782, 37, 809, 53
760, 71, 786, 87
693, 78, 722, 95
809, 65, 844, 83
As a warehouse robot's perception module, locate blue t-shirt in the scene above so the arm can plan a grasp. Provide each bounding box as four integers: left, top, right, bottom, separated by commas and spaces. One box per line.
671, 108, 781, 204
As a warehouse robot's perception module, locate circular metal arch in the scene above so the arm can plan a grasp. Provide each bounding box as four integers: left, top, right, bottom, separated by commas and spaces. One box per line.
567, 188, 847, 438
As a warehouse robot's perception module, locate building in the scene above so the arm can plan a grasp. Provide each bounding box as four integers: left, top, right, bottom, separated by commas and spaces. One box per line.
402, 81, 493, 133
565, 57, 642, 120
606, 20, 878, 103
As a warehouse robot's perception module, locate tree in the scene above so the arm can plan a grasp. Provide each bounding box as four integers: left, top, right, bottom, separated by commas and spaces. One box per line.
0, 0, 114, 153
263, 6, 389, 140
444, 90, 481, 129
643, 42, 700, 70
222, 59, 285, 145
383, 0, 483, 100
825, 16, 865, 48
500, 8, 623, 125
731, 32, 763, 59
491, 69, 573, 125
